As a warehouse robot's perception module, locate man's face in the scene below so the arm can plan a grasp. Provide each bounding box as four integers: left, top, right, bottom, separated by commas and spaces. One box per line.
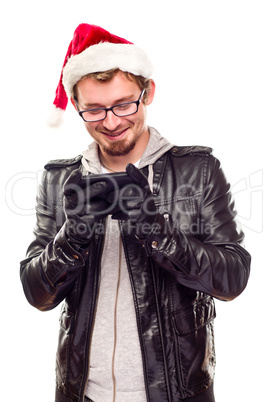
74, 72, 154, 157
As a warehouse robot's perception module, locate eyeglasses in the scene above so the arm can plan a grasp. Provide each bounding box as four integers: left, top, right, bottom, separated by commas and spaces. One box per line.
75, 89, 145, 122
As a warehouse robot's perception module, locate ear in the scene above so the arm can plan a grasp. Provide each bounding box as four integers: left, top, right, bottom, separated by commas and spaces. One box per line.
70, 97, 78, 110
146, 79, 156, 106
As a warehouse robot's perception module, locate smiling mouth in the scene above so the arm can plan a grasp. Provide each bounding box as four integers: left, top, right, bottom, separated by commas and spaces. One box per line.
103, 128, 128, 138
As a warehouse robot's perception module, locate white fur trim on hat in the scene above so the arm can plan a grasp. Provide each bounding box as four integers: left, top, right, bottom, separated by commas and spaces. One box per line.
47, 104, 65, 128
62, 42, 153, 97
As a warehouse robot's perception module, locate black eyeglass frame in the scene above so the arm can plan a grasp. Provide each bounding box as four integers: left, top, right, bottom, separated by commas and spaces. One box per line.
75, 89, 145, 122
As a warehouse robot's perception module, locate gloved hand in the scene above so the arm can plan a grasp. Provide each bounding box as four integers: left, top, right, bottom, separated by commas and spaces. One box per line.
112, 163, 158, 239
63, 169, 111, 247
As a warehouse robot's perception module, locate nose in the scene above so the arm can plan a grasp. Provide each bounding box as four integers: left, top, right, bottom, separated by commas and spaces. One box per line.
102, 110, 122, 131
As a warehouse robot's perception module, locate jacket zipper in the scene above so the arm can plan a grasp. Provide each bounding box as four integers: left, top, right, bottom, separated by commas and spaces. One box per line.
111, 235, 123, 402
81, 220, 106, 402
148, 163, 172, 400
119, 223, 150, 401
150, 260, 172, 401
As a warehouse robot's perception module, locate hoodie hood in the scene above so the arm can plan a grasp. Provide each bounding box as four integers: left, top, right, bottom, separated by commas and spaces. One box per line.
138, 127, 173, 168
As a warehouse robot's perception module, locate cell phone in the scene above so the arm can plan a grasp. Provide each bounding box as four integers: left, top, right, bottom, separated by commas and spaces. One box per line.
82, 172, 135, 192
82, 172, 139, 218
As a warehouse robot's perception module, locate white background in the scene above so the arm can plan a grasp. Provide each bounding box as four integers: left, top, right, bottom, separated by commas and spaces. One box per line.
1, 1, 267, 400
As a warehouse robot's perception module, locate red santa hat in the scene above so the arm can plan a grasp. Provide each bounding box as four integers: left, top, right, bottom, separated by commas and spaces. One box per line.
48, 23, 153, 127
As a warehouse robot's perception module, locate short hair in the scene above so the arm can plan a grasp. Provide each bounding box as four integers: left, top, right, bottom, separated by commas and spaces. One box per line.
73, 69, 152, 104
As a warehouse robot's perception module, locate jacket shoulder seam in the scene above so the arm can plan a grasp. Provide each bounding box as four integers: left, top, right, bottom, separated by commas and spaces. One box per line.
44, 155, 82, 170
169, 145, 213, 157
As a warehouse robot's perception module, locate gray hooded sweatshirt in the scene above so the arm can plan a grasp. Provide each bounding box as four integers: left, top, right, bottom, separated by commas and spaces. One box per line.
81, 127, 173, 402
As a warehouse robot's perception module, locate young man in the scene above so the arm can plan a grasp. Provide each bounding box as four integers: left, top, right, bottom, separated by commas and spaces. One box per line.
20, 24, 251, 402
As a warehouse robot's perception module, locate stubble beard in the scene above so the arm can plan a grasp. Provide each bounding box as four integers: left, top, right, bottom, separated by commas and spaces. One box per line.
102, 140, 135, 157
101, 136, 138, 157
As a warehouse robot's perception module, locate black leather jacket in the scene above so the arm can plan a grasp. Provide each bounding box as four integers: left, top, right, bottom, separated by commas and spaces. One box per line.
20, 146, 251, 401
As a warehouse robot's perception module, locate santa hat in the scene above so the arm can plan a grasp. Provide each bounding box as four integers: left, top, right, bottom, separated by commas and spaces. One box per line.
48, 23, 153, 127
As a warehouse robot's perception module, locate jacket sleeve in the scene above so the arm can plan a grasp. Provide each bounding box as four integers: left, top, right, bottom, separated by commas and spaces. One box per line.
20, 168, 87, 311
144, 156, 251, 301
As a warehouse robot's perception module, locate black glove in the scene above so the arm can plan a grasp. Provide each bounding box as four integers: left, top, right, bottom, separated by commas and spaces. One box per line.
112, 163, 158, 239
63, 169, 111, 247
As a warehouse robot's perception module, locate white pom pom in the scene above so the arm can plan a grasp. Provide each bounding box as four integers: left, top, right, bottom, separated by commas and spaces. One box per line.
47, 105, 65, 128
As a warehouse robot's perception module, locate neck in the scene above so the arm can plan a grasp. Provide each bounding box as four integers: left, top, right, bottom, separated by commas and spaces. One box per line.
99, 151, 139, 172
99, 155, 120, 172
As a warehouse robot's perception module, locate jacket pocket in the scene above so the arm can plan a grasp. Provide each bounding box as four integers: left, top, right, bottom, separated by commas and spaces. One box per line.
158, 195, 200, 238
56, 305, 74, 390
172, 296, 216, 391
